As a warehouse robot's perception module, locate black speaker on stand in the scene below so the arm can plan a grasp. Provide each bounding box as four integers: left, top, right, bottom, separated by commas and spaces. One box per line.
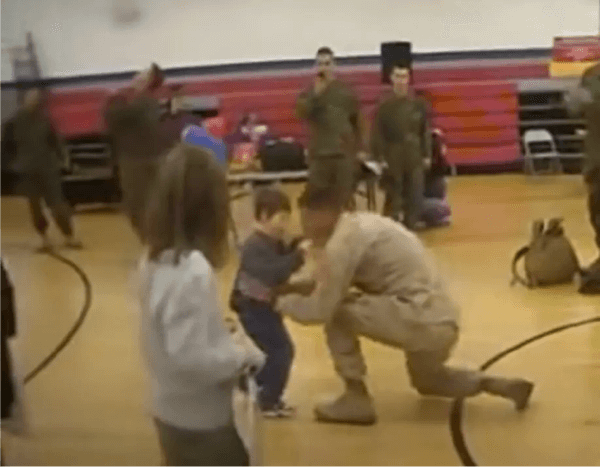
381, 42, 412, 84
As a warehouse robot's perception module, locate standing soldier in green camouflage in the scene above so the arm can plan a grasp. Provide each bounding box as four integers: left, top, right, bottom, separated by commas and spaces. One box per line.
2, 88, 83, 251
104, 63, 166, 239
567, 63, 599, 279
371, 62, 432, 230
296, 47, 369, 207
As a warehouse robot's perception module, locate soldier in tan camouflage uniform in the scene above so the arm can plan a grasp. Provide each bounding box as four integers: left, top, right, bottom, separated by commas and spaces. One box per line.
276, 187, 534, 425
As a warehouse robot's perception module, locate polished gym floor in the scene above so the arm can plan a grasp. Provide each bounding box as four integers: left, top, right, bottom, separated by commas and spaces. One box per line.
1, 174, 599, 465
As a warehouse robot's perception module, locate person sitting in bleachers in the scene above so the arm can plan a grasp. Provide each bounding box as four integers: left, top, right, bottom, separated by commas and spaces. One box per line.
225, 112, 273, 148
182, 124, 228, 166
421, 128, 451, 228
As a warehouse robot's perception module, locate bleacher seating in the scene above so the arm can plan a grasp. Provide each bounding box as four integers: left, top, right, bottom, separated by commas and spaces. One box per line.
423, 81, 521, 165
47, 89, 110, 139
44, 60, 549, 167
414, 63, 547, 84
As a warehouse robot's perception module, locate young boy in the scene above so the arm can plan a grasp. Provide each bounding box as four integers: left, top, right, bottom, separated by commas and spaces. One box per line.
230, 187, 309, 418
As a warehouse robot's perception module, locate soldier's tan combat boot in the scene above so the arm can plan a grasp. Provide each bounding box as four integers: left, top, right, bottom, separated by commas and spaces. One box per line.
482, 377, 534, 411
314, 380, 377, 425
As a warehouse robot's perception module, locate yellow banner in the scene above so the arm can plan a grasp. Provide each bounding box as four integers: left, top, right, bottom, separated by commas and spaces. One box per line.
549, 60, 600, 78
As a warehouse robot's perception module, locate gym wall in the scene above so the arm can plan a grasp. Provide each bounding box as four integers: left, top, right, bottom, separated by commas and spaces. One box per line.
1, 0, 598, 81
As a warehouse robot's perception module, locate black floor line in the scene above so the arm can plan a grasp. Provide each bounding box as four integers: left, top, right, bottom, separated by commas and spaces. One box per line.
23, 250, 92, 385
449, 315, 600, 466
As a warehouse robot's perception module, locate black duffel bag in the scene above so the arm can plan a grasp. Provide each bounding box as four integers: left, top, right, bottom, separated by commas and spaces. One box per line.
1, 119, 19, 195
259, 139, 307, 172
2, 260, 16, 420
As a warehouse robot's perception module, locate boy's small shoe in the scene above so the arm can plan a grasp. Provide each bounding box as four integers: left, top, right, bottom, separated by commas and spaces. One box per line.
37, 237, 53, 253
64, 237, 83, 249
425, 215, 452, 229
410, 221, 427, 232
434, 215, 452, 227
276, 401, 296, 416
261, 407, 285, 418
261, 401, 296, 419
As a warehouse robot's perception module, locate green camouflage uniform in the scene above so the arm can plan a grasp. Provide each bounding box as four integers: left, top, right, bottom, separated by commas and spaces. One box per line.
296, 79, 365, 203
105, 94, 165, 237
2, 108, 73, 237
568, 63, 599, 246
371, 94, 431, 228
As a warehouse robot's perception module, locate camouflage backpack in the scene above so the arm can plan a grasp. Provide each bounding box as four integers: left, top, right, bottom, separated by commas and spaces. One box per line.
511, 218, 580, 288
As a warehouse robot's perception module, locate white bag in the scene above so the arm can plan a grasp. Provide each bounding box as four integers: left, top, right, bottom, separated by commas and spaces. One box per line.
1, 259, 30, 438
233, 376, 262, 466
1, 340, 31, 437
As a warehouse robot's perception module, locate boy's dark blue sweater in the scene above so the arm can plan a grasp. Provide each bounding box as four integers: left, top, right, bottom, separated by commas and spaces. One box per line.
230, 231, 304, 310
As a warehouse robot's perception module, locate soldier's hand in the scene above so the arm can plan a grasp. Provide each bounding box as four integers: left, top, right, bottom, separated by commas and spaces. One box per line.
565, 87, 593, 116
357, 151, 370, 162
314, 76, 327, 95
574, 87, 594, 104
290, 279, 317, 296
424, 158, 432, 170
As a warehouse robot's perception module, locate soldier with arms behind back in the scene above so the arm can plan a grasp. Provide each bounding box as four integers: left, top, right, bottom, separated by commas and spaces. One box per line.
371, 62, 432, 230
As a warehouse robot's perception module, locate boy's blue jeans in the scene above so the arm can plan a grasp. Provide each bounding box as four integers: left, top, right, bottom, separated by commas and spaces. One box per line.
237, 298, 294, 409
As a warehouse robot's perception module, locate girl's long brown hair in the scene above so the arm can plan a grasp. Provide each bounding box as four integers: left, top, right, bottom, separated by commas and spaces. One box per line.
144, 143, 230, 268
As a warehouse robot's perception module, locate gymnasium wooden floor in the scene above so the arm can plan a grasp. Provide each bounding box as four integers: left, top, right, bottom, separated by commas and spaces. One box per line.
1, 174, 599, 466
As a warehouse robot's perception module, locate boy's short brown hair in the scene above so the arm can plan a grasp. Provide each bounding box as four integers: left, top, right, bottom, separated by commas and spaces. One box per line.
145, 143, 230, 268
254, 186, 291, 220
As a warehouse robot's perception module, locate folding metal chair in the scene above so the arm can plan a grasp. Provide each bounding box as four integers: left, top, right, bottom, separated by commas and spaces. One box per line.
523, 129, 563, 175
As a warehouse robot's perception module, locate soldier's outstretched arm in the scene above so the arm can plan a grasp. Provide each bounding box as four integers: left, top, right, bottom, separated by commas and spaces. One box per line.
295, 87, 322, 120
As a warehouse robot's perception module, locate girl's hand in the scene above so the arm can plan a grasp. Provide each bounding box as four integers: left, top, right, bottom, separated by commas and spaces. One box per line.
232, 325, 266, 372
224, 316, 238, 334
245, 343, 266, 372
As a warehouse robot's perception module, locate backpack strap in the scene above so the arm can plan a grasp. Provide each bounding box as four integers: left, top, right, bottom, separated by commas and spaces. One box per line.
511, 246, 531, 287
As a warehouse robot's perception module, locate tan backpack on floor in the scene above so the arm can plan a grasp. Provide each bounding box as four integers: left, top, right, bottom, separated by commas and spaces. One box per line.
511, 218, 580, 288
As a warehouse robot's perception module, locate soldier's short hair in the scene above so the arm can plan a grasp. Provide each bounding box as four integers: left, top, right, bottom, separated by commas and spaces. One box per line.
392, 61, 411, 72
316, 47, 334, 57
298, 185, 345, 211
